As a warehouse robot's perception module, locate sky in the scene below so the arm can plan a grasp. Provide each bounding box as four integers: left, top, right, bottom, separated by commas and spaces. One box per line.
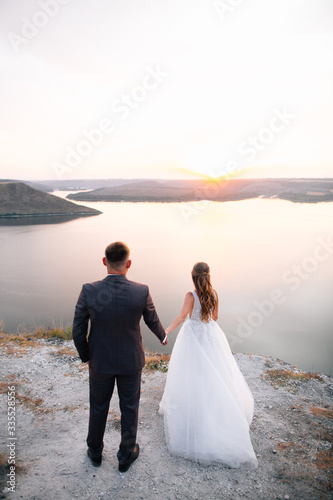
0, 0, 332, 181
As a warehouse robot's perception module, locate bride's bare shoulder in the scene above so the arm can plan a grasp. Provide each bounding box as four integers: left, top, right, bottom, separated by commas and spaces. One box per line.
185, 291, 195, 302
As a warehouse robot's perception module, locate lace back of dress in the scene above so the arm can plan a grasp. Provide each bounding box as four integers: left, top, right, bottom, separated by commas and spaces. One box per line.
190, 291, 203, 321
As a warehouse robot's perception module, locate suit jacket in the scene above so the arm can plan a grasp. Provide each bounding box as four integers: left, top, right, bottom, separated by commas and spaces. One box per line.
72, 274, 165, 374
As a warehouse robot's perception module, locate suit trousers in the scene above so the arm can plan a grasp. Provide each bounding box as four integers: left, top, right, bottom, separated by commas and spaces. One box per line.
87, 366, 142, 463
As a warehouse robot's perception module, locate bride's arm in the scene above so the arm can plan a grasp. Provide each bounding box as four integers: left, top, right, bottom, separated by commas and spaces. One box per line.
165, 292, 194, 335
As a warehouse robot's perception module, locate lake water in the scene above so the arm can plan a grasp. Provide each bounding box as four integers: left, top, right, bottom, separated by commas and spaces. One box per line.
0, 193, 332, 376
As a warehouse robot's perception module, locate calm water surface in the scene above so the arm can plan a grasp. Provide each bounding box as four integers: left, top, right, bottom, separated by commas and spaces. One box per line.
0, 193, 332, 375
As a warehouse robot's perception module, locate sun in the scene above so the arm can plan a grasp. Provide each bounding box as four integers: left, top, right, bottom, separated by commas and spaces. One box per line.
177, 138, 262, 181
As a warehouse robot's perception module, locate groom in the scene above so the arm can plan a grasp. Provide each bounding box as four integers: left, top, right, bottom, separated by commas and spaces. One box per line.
72, 241, 167, 472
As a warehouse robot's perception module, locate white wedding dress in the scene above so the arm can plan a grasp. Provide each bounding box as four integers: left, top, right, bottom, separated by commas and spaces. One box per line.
159, 291, 258, 468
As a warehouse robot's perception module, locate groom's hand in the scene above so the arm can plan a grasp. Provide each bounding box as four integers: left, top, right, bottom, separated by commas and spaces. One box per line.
161, 335, 168, 346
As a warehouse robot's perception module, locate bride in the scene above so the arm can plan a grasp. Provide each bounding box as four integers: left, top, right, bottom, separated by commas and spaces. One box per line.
159, 262, 258, 468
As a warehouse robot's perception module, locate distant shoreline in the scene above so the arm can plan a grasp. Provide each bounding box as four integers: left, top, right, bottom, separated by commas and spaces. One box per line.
66, 194, 333, 204
65, 178, 333, 204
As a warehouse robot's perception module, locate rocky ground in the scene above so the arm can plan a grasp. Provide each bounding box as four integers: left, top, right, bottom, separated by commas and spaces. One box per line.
0, 338, 332, 500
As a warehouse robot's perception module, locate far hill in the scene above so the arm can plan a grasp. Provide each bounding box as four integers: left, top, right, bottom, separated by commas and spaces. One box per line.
0, 179, 53, 192
66, 178, 333, 203
0, 182, 102, 218
0, 178, 139, 193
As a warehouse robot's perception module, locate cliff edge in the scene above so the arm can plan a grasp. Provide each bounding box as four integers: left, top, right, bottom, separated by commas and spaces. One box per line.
0, 338, 332, 499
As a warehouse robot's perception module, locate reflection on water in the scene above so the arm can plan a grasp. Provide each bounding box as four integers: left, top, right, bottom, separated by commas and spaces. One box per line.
0, 214, 99, 226
0, 196, 332, 375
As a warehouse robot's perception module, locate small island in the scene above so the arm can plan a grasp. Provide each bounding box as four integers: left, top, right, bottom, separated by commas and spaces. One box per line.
0, 182, 102, 220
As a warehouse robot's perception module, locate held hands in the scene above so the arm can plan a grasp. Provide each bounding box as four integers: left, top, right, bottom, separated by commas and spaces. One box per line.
160, 330, 169, 345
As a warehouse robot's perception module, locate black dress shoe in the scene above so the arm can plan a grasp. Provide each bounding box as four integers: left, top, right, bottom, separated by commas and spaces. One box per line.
118, 444, 140, 472
87, 448, 102, 467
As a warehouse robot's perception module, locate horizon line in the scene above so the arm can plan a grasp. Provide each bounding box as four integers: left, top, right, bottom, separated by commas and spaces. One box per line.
1, 176, 333, 183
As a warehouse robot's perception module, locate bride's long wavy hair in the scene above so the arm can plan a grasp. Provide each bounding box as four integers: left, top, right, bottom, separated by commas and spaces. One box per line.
191, 262, 216, 323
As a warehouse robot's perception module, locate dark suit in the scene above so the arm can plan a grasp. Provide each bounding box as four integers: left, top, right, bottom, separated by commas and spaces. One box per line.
72, 274, 165, 463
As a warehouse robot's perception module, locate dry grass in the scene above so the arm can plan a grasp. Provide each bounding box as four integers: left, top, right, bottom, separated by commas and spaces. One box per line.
276, 466, 333, 496
276, 441, 333, 496
0, 377, 51, 414
0, 377, 25, 394
0, 381, 9, 394
0, 327, 73, 357
34, 326, 72, 340
276, 440, 306, 460
316, 449, 333, 469
16, 393, 47, 413
0, 332, 37, 345
49, 346, 78, 358
262, 368, 323, 390
276, 404, 333, 476
277, 441, 294, 452
62, 405, 80, 412
311, 406, 333, 419
144, 352, 170, 372
0, 326, 72, 345
108, 410, 121, 423
310, 406, 333, 470
0, 333, 37, 356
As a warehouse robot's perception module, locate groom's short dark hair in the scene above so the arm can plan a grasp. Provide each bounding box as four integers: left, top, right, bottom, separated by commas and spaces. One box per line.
105, 242, 130, 268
